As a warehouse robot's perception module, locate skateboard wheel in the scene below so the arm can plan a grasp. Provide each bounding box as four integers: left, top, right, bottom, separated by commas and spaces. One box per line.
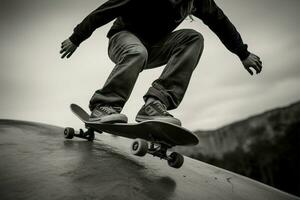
64, 127, 75, 139
131, 139, 148, 156
168, 152, 184, 168
86, 129, 95, 142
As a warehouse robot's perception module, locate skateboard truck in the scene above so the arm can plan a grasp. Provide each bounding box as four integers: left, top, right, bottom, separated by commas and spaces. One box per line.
130, 138, 184, 168
64, 127, 95, 142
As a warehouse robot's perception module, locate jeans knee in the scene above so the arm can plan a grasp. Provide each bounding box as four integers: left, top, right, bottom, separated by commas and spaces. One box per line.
185, 29, 204, 45
127, 45, 148, 64
181, 30, 205, 60
117, 44, 148, 72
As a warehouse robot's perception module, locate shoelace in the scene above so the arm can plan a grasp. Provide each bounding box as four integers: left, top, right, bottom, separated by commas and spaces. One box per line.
98, 106, 116, 114
153, 101, 172, 116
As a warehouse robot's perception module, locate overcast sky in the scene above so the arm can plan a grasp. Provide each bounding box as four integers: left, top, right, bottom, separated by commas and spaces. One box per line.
0, 0, 300, 130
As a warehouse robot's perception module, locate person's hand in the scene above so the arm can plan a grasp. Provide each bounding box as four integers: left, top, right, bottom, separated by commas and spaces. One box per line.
60, 39, 77, 59
242, 53, 263, 75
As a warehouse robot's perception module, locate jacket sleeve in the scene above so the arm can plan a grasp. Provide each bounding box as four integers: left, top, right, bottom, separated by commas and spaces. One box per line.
69, 0, 131, 46
193, 0, 250, 60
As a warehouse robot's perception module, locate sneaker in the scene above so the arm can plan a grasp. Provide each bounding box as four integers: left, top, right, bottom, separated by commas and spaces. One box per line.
135, 100, 181, 126
89, 105, 128, 123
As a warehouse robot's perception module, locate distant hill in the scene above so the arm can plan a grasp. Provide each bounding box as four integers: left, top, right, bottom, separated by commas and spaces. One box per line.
174, 101, 300, 197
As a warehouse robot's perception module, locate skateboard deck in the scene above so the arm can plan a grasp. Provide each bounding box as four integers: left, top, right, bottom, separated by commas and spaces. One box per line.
70, 104, 198, 146
65, 103, 199, 168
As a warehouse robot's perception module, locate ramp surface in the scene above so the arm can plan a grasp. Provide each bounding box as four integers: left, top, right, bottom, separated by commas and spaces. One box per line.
0, 119, 299, 200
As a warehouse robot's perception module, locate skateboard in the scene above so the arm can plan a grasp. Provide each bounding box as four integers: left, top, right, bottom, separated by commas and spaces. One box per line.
64, 104, 199, 168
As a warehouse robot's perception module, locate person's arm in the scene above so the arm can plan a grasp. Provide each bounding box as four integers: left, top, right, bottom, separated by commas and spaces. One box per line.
60, 0, 130, 59
70, 0, 131, 46
193, 0, 262, 75
193, 0, 249, 60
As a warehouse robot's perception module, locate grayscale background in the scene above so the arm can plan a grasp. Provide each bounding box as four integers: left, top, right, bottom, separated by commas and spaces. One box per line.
1, 0, 300, 130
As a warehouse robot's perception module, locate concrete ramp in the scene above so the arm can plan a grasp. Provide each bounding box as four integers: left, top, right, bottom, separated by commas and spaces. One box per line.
0, 120, 298, 200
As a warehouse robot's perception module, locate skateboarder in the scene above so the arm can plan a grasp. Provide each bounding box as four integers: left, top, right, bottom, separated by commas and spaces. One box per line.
60, 0, 262, 126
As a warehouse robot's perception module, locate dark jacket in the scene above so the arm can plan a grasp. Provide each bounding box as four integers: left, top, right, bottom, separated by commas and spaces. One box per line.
69, 0, 250, 60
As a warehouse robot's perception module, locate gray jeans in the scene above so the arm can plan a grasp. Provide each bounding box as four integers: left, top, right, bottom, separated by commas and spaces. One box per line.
89, 29, 204, 111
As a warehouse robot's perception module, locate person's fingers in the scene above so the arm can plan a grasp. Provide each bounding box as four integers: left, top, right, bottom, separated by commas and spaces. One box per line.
253, 55, 262, 64
61, 51, 69, 59
61, 52, 66, 58
251, 53, 259, 59
253, 64, 260, 74
60, 45, 69, 54
65, 44, 75, 51
62, 40, 73, 48
242, 54, 263, 75
258, 59, 262, 64
254, 55, 260, 60
62, 40, 68, 46
67, 49, 75, 58
60, 39, 76, 58
246, 66, 253, 75
255, 63, 262, 74
61, 44, 73, 52
61, 48, 71, 58
66, 53, 71, 58
254, 66, 260, 74
255, 61, 263, 73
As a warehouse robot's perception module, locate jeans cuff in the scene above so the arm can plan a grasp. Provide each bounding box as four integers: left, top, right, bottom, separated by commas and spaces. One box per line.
143, 86, 170, 109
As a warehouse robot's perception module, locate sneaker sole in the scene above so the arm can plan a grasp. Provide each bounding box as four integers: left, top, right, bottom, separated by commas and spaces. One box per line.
135, 115, 182, 126
89, 114, 128, 123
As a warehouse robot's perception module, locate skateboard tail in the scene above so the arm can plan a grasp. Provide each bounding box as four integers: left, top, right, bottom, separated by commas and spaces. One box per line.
70, 104, 90, 122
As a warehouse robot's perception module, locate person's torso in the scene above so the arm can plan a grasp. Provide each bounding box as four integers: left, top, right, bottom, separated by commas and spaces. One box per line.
108, 0, 187, 41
